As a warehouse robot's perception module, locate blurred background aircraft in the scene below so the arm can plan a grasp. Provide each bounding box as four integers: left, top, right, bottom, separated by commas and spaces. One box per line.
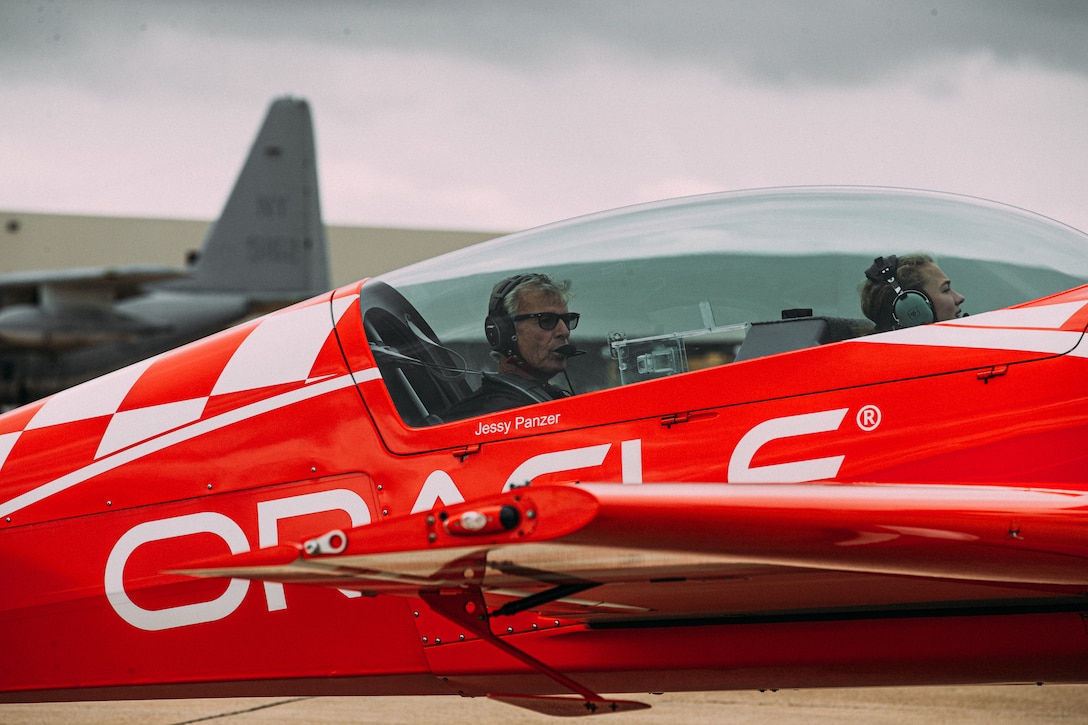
0, 97, 330, 406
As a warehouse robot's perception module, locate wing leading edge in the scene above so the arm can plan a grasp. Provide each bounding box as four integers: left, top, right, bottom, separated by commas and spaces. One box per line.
179, 481, 1088, 589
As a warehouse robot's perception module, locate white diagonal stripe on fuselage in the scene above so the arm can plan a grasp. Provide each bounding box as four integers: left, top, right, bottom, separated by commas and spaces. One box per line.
856, 325, 1082, 356
0, 372, 366, 520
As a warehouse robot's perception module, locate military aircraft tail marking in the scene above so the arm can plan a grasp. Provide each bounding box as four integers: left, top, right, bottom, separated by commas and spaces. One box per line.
169, 97, 330, 300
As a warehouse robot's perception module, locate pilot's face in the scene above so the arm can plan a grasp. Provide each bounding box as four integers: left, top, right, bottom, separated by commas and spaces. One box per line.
918, 263, 965, 322
513, 288, 571, 378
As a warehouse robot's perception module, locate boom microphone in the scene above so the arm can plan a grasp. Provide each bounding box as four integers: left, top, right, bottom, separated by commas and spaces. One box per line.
555, 344, 586, 357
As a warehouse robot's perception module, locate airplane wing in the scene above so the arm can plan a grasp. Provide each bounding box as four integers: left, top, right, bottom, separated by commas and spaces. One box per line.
173, 481, 1088, 714
0, 265, 186, 349
178, 481, 1088, 616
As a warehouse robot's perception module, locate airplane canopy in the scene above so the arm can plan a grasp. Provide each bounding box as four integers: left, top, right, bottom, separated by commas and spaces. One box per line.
367, 186, 1088, 415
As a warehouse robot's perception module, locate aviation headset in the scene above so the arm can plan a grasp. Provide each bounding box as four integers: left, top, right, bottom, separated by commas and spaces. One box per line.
484, 273, 536, 358
864, 255, 935, 329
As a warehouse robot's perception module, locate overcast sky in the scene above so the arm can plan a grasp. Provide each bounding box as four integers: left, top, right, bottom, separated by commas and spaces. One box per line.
2, 0, 1087, 235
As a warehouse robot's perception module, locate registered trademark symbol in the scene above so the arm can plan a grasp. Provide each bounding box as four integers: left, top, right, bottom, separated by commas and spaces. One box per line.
856, 405, 882, 431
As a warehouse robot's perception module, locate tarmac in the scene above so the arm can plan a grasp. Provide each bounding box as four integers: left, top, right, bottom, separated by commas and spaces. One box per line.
2, 686, 1087, 724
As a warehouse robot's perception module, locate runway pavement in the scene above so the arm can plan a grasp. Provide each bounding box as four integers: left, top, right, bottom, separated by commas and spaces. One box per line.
2, 686, 1087, 724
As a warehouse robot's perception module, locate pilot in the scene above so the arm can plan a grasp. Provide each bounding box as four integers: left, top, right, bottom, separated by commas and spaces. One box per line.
441, 273, 580, 421
860, 254, 966, 332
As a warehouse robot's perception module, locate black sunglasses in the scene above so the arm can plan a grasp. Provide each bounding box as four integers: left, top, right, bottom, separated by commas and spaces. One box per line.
511, 312, 580, 331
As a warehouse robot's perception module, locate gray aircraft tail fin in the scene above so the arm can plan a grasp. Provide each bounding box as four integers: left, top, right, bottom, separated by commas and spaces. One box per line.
176, 97, 330, 300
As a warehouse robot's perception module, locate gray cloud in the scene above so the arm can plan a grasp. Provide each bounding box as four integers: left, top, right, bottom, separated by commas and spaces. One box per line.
4, 1, 1087, 90
2, 0, 1086, 235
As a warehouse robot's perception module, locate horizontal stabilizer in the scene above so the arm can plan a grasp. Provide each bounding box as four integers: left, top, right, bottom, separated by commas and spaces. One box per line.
0, 265, 184, 305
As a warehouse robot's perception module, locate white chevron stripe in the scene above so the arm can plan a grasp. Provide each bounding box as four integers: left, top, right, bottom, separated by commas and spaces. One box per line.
96, 398, 209, 459
26, 357, 157, 430
0, 431, 21, 471
856, 325, 1082, 355
1, 295, 368, 518
0, 371, 368, 520
212, 296, 355, 396
942, 300, 1086, 330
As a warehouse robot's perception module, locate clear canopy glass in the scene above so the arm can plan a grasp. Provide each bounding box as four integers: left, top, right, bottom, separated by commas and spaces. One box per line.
367, 187, 1088, 421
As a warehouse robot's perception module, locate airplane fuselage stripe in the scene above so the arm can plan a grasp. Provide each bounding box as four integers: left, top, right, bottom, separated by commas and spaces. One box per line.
0, 369, 377, 520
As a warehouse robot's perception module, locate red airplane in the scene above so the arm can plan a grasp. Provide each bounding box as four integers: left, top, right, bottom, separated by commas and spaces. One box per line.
2, 187, 1086, 717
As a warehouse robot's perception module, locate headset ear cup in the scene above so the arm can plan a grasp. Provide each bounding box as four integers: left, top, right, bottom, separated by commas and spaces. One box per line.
484, 318, 496, 348
484, 315, 517, 356
893, 290, 935, 328
486, 274, 531, 357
